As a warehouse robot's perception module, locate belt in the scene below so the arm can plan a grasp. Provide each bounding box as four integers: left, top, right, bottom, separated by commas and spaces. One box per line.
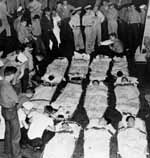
2, 103, 18, 110
85, 25, 92, 27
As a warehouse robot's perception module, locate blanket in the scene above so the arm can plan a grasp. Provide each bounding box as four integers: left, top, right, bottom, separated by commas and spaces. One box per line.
115, 85, 140, 115
90, 56, 111, 81
84, 84, 108, 119
43, 58, 68, 84
112, 56, 129, 76
68, 58, 90, 79
51, 83, 82, 119
42, 121, 81, 158
118, 128, 148, 158
31, 85, 57, 112
84, 128, 112, 158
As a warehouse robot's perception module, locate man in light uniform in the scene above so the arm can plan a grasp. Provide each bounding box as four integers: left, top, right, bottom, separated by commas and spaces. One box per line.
61, 0, 75, 19
107, 3, 118, 35
92, 6, 105, 47
69, 7, 84, 51
82, 5, 95, 54
27, 0, 42, 18
0, 0, 11, 36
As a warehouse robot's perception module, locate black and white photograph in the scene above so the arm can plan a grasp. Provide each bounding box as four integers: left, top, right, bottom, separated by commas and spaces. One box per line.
0, 0, 150, 158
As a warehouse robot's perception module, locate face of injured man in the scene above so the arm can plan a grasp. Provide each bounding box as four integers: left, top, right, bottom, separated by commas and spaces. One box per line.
126, 116, 135, 128
92, 80, 100, 86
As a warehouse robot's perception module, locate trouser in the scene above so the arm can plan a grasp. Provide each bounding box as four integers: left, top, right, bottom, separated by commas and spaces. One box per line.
84, 26, 94, 54
32, 36, 46, 56
42, 31, 58, 55
16, 0, 29, 9
118, 20, 128, 49
140, 24, 145, 47
92, 23, 102, 47
28, 130, 55, 148
73, 27, 84, 51
101, 19, 109, 41
2, 106, 22, 158
21, 68, 29, 93
108, 20, 118, 35
1, 18, 11, 37
20, 127, 28, 146
128, 23, 140, 51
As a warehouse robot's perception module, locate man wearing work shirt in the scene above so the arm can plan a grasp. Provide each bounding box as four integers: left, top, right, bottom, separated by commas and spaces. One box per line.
0, 66, 22, 158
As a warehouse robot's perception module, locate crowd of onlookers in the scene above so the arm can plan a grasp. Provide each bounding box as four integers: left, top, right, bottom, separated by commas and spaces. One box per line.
0, 0, 148, 56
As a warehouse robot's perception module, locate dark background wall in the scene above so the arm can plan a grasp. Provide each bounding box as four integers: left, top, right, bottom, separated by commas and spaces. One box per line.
67, 0, 148, 7
67, 0, 95, 7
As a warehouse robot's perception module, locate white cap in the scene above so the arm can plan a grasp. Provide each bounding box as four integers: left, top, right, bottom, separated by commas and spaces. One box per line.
84, 5, 92, 10
17, 53, 28, 63
17, 6, 23, 12
140, 4, 146, 9
22, 101, 34, 110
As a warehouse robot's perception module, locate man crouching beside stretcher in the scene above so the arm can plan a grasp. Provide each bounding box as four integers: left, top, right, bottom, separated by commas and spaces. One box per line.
18, 103, 56, 151
117, 115, 149, 158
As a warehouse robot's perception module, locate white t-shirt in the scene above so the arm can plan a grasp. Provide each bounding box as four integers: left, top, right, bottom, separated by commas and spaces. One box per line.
27, 111, 54, 140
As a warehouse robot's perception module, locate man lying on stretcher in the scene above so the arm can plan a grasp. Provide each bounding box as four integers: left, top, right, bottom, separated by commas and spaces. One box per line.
117, 114, 148, 158
114, 71, 139, 86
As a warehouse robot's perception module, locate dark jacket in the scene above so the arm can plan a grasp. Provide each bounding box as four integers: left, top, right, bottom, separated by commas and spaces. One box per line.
41, 15, 54, 34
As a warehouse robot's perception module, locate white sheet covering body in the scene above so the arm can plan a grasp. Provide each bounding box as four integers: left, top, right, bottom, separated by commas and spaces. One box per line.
115, 85, 140, 115
118, 128, 147, 158
84, 128, 112, 158
90, 56, 111, 81
51, 83, 82, 119
68, 53, 90, 79
31, 85, 57, 112
42, 58, 68, 84
84, 84, 108, 119
42, 121, 81, 158
112, 56, 129, 76
118, 117, 148, 158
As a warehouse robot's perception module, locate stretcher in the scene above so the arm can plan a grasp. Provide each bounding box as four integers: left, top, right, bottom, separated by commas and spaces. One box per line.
117, 117, 148, 158
112, 56, 129, 76
84, 83, 108, 119
68, 54, 90, 81
84, 118, 115, 158
42, 58, 68, 85
30, 85, 57, 112
90, 56, 111, 81
41, 121, 82, 158
115, 85, 140, 115
51, 83, 82, 119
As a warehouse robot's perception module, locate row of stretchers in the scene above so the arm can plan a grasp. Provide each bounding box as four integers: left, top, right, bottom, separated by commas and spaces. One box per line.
0, 53, 149, 158
41, 53, 112, 158
113, 57, 148, 158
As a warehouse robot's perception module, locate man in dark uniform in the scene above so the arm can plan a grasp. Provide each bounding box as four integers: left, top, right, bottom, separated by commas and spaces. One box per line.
41, 7, 58, 55
0, 66, 22, 158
